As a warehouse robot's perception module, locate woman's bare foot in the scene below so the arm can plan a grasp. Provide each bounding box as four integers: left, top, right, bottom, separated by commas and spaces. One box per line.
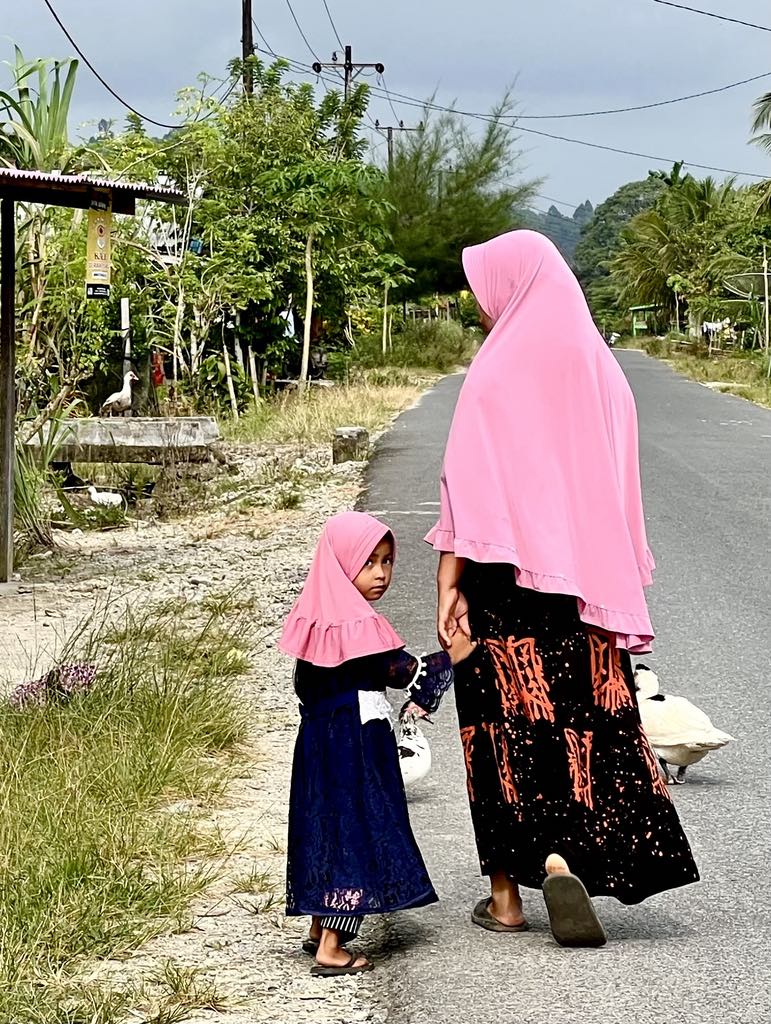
308, 915, 322, 944
488, 870, 527, 927
315, 928, 371, 970
545, 853, 570, 876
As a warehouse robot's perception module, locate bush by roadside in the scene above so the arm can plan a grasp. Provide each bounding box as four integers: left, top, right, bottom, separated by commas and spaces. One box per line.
0, 595, 250, 1023
620, 335, 771, 408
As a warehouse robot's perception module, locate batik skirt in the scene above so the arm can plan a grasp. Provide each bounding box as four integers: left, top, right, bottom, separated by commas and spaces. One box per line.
454, 563, 700, 905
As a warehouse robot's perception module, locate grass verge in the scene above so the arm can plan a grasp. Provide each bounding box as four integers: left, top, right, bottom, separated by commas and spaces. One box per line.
0, 596, 251, 1023
224, 378, 429, 444
620, 336, 771, 408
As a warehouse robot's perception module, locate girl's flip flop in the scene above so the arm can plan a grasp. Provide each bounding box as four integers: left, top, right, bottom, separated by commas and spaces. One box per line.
310, 950, 374, 977
542, 859, 607, 948
302, 938, 319, 955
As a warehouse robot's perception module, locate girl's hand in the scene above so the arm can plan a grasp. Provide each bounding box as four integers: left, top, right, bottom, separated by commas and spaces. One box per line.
401, 700, 431, 721
437, 587, 470, 649
445, 628, 478, 666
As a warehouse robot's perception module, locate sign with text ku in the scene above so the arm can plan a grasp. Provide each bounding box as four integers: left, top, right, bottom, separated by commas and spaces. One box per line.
85, 191, 112, 299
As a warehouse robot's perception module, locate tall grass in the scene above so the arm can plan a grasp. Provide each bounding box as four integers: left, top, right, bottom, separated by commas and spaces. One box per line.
628, 336, 771, 408
225, 380, 425, 444
339, 320, 478, 376
0, 597, 250, 1022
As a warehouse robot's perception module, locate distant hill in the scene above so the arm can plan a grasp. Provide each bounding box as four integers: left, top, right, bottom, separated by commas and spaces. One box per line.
521, 201, 594, 265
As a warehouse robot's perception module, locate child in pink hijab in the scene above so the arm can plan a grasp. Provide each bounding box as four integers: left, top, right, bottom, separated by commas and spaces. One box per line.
280, 511, 474, 977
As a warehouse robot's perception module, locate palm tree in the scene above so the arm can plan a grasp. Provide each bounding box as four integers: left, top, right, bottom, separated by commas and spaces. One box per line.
611, 176, 736, 334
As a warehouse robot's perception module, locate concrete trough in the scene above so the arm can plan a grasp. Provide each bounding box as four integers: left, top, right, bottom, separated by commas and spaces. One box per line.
24, 416, 221, 464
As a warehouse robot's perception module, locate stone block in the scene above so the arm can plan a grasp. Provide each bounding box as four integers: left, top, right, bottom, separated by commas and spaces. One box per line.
333, 426, 369, 464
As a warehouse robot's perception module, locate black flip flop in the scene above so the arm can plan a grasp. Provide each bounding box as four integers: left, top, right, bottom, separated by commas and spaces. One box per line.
302, 938, 319, 955
542, 871, 607, 948
311, 950, 374, 977
471, 897, 529, 933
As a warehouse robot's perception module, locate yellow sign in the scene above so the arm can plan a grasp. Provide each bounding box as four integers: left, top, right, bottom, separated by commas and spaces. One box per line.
85, 194, 112, 299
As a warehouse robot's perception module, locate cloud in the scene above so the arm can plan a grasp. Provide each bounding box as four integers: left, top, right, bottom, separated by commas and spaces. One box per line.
4, 0, 769, 204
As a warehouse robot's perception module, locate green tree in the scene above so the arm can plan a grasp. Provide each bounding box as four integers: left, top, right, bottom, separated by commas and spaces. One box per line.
610, 175, 737, 332
574, 177, 665, 291
381, 95, 539, 298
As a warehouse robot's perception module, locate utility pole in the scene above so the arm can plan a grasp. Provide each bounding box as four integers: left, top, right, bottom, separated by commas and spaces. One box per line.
313, 45, 384, 102
375, 120, 423, 175
242, 0, 254, 96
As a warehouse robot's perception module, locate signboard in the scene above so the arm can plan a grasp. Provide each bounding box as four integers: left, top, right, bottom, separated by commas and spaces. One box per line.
85, 191, 112, 299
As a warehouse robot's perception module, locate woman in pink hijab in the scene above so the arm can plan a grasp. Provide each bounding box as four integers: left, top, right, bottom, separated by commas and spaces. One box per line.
426, 230, 698, 945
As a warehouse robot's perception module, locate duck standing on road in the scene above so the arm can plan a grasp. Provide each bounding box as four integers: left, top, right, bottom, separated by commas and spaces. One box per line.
635, 664, 734, 783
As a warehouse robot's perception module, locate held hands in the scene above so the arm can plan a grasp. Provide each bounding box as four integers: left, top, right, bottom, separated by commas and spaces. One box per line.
437, 586, 471, 649
444, 626, 478, 666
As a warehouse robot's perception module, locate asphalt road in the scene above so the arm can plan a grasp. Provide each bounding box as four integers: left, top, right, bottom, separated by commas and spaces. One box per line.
359, 350, 771, 1024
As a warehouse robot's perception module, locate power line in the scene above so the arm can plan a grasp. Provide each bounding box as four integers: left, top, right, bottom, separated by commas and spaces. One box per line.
40, 0, 181, 129
320, 0, 344, 48
283, 0, 321, 60
254, 45, 768, 180
379, 74, 402, 124
252, 19, 278, 57
516, 122, 766, 179
537, 193, 583, 209
652, 0, 771, 32
518, 69, 771, 119
361, 84, 768, 180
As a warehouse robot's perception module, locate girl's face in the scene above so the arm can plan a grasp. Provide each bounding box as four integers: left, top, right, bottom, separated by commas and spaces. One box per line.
353, 537, 394, 602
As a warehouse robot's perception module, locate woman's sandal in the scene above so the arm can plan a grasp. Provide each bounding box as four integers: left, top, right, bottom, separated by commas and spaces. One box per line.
471, 897, 529, 933
310, 950, 374, 977
542, 855, 607, 948
302, 938, 319, 955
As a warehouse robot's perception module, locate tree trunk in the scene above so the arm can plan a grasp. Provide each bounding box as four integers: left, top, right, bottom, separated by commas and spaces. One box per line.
300, 231, 314, 387
222, 339, 239, 420
247, 346, 261, 405
382, 281, 390, 357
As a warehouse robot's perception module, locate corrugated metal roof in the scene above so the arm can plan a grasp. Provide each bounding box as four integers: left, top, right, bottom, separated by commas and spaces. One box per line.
0, 166, 184, 204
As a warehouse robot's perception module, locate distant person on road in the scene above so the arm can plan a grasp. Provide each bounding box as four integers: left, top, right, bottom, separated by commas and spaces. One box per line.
280, 512, 474, 976
426, 230, 699, 946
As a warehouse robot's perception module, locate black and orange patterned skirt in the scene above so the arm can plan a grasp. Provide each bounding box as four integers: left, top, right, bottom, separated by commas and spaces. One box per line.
454, 563, 699, 904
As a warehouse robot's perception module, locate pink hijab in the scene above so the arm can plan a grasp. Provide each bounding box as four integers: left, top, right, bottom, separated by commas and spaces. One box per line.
280, 511, 404, 668
426, 230, 656, 653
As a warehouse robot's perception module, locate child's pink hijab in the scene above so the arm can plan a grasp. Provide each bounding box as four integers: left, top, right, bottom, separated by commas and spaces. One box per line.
280, 511, 404, 668
426, 230, 656, 653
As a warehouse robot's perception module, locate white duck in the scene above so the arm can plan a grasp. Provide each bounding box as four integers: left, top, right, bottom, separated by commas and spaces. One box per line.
87, 485, 123, 508
634, 664, 734, 784
100, 371, 138, 416
398, 711, 432, 786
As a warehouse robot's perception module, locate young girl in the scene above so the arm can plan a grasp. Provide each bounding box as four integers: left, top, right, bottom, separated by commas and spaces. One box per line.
280, 511, 473, 977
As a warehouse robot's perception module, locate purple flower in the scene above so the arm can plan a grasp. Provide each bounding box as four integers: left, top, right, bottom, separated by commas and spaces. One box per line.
9, 662, 97, 709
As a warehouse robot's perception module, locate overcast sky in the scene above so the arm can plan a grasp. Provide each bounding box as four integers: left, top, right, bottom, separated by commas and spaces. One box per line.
4, 1, 771, 212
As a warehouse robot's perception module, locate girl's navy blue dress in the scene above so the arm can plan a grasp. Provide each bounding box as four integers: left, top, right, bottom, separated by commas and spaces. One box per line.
286, 649, 452, 921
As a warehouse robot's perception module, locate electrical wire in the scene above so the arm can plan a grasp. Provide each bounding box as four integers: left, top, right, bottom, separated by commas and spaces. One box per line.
320, 0, 344, 48
40, 0, 182, 129
378, 74, 402, 124
518, 70, 771, 118
252, 45, 767, 180
283, 0, 321, 61
652, 0, 771, 32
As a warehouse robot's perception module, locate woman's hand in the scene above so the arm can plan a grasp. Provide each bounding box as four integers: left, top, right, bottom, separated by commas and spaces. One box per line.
437, 586, 470, 649
445, 625, 478, 666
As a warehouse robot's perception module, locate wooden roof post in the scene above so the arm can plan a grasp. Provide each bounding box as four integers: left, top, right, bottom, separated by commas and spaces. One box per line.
0, 197, 16, 582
